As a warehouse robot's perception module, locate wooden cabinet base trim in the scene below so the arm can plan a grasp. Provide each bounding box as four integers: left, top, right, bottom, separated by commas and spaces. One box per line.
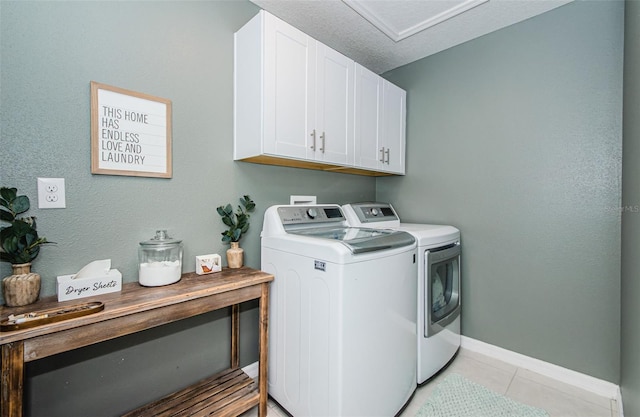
238, 155, 397, 176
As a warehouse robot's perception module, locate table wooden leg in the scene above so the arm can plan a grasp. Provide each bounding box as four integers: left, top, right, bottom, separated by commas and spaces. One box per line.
258, 283, 269, 417
231, 304, 239, 369
1, 341, 24, 417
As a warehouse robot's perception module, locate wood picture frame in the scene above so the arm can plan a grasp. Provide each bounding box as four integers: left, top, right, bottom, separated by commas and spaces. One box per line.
90, 81, 172, 178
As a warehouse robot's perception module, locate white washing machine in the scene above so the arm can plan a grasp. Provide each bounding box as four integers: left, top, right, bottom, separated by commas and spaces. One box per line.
261, 204, 417, 416
343, 202, 461, 384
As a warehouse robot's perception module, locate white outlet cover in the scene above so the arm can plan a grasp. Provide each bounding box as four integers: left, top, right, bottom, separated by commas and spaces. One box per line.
37, 178, 66, 209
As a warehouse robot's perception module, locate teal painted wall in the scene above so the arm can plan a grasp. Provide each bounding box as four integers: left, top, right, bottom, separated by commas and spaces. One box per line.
379, 1, 623, 383
621, 1, 640, 414
0, 1, 376, 415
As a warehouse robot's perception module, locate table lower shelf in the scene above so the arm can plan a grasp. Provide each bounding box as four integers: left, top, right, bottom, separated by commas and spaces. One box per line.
123, 367, 259, 417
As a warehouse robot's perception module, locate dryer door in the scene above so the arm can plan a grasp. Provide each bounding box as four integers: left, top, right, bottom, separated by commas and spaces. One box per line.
425, 243, 461, 337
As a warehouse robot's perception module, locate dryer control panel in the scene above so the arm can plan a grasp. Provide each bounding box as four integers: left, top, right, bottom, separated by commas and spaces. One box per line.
344, 202, 400, 224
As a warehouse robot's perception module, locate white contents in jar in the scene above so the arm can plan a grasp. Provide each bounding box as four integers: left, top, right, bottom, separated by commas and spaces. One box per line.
139, 260, 181, 286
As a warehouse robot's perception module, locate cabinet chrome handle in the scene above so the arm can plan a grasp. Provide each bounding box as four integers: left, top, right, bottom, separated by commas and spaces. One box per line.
310, 129, 316, 150
379, 147, 385, 162
320, 132, 325, 153
385, 148, 390, 164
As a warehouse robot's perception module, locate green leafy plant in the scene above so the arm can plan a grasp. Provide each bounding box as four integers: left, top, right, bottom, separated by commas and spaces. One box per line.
217, 195, 256, 243
0, 187, 52, 265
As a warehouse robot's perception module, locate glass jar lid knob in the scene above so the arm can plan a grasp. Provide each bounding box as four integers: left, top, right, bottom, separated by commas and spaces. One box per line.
155, 229, 169, 240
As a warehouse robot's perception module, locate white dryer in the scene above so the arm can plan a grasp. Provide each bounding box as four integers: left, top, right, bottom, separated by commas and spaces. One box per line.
261, 204, 417, 416
343, 202, 461, 384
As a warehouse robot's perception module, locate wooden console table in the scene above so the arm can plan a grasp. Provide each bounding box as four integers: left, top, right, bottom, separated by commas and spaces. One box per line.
0, 267, 273, 417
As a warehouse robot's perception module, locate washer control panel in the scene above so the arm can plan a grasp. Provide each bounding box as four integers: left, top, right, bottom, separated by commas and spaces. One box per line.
277, 205, 345, 225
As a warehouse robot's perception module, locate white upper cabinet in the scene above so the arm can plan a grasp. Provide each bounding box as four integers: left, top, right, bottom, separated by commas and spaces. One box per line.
380, 80, 406, 174
262, 13, 315, 160
354, 64, 382, 171
235, 10, 403, 176
354, 64, 406, 174
314, 43, 354, 165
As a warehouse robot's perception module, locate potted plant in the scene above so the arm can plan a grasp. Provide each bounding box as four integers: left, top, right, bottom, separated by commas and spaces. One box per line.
216, 195, 255, 268
0, 187, 52, 306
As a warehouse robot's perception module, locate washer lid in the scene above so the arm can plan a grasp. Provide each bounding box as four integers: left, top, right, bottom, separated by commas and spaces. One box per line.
289, 226, 415, 254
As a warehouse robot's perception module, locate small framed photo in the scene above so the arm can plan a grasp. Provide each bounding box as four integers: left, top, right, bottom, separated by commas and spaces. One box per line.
90, 81, 172, 178
196, 254, 222, 275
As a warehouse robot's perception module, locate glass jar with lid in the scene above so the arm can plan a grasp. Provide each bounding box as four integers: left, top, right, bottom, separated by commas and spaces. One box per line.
138, 230, 183, 286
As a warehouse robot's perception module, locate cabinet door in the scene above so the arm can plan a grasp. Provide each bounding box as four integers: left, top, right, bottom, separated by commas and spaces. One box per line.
380, 80, 406, 174
354, 64, 382, 170
315, 44, 354, 165
263, 13, 315, 159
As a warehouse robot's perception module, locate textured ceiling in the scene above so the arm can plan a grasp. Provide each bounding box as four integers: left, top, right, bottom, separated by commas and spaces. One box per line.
250, 0, 573, 74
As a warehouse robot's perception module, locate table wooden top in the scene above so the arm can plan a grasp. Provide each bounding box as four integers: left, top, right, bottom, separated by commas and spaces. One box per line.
0, 267, 273, 345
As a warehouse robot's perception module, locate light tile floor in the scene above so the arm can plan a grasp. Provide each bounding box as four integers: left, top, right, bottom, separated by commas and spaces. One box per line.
244, 348, 618, 417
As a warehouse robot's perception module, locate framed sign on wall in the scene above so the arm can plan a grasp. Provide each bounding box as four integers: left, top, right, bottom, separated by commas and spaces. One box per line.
90, 81, 172, 178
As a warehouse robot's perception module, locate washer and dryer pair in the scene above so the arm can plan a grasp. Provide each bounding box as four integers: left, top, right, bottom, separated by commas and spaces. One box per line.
342, 202, 461, 385
260, 202, 460, 417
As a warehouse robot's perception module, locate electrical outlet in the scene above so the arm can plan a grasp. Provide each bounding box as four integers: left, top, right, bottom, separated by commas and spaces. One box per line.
38, 178, 66, 209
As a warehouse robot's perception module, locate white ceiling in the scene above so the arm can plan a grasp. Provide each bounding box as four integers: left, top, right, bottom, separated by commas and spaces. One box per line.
250, 0, 573, 74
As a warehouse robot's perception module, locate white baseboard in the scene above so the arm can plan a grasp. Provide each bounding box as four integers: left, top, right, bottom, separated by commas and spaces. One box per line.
242, 339, 624, 416
242, 361, 259, 379
461, 336, 620, 401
